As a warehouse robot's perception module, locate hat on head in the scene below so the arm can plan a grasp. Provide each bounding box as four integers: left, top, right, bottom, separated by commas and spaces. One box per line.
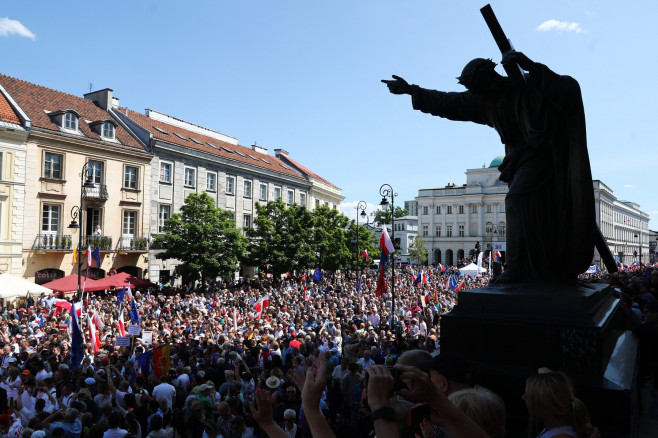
7, 357, 16, 363
416, 352, 473, 384
265, 376, 281, 389
84, 377, 96, 385
0, 414, 11, 425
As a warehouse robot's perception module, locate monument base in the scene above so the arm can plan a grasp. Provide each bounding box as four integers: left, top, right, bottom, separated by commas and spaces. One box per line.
440, 282, 638, 438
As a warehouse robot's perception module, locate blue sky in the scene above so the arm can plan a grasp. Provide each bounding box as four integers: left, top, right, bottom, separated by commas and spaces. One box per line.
2, 1, 657, 228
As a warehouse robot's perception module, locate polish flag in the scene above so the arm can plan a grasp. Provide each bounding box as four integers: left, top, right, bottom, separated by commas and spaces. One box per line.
91, 309, 105, 330
55, 300, 83, 317
87, 315, 100, 353
363, 250, 370, 262
117, 308, 126, 337
233, 310, 238, 332
455, 281, 466, 292
254, 294, 269, 319
380, 226, 395, 255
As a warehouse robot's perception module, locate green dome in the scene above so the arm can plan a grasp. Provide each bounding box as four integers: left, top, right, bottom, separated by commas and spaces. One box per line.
489, 154, 505, 168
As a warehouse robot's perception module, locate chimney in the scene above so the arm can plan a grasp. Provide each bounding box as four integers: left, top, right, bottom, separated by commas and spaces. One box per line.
274, 148, 289, 157
251, 143, 268, 155
84, 88, 114, 111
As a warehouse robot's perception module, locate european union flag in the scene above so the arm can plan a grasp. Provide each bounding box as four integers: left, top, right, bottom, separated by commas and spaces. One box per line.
69, 301, 84, 371
449, 275, 458, 290
357, 277, 362, 293
116, 286, 125, 305
312, 268, 322, 282
130, 297, 141, 323
92, 247, 102, 267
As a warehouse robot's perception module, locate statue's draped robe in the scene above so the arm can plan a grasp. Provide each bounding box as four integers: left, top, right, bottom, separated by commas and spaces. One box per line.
410, 63, 594, 282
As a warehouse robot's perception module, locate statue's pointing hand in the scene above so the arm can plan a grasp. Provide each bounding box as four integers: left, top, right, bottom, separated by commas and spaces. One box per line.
381, 75, 412, 95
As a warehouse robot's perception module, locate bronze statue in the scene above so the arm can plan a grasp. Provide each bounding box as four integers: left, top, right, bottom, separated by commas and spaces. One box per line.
382, 51, 596, 283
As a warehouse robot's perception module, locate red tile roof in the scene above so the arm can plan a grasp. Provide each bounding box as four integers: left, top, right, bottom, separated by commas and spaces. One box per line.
122, 109, 308, 180
0, 90, 20, 125
278, 154, 338, 188
0, 74, 145, 151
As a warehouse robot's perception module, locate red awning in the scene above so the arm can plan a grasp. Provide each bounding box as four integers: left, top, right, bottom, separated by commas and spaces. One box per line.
92, 272, 156, 290
40, 274, 105, 293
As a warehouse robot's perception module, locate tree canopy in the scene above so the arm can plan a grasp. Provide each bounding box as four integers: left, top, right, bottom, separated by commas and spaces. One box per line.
153, 192, 246, 283
371, 206, 408, 225
408, 236, 428, 265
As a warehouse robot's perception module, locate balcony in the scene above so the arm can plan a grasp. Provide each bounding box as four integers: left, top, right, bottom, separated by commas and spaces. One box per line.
82, 235, 113, 251
83, 184, 109, 201
117, 236, 149, 252
34, 234, 73, 251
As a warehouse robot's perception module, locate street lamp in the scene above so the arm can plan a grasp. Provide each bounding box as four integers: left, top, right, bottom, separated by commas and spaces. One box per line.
634, 233, 641, 267
487, 224, 499, 276
68, 162, 96, 300
355, 201, 367, 273
380, 184, 397, 332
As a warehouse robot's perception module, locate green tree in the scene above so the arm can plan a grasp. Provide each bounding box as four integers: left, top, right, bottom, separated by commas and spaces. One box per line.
311, 206, 351, 271
371, 206, 408, 225
349, 222, 379, 271
408, 236, 428, 265
245, 199, 314, 277
153, 192, 246, 283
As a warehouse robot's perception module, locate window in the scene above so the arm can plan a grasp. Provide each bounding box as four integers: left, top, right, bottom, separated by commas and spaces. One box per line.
243, 214, 251, 229
435, 225, 441, 237
458, 225, 465, 237
300, 193, 307, 207
447, 225, 453, 237
244, 180, 252, 198
287, 190, 294, 205
158, 205, 171, 233
486, 222, 494, 235
225, 176, 235, 194
423, 206, 428, 215
0, 153, 3, 180
471, 205, 477, 214
184, 168, 196, 188
124, 166, 138, 189
422, 225, 428, 237
85, 208, 101, 236
88, 161, 103, 184
499, 204, 505, 213
259, 184, 267, 201
486, 204, 492, 213
160, 162, 172, 183
498, 224, 506, 237
122, 211, 137, 236
64, 113, 78, 130
447, 206, 453, 215
206, 172, 217, 192
436, 206, 441, 215
102, 123, 115, 139
315, 199, 320, 208
44, 153, 62, 179
458, 205, 464, 214
274, 187, 282, 200
41, 205, 60, 233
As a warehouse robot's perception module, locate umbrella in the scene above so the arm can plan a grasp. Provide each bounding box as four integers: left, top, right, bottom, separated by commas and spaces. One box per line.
40, 274, 104, 293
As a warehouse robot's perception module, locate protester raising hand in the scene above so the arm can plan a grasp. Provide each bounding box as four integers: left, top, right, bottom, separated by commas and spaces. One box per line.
300, 354, 336, 438
249, 388, 288, 438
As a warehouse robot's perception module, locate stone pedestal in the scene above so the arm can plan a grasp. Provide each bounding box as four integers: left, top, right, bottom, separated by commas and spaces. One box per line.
440, 282, 638, 437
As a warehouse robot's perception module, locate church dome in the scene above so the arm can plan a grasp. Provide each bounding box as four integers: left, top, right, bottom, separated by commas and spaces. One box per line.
489, 154, 505, 168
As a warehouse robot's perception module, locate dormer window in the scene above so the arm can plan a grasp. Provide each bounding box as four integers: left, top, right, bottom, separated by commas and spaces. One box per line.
49, 109, 83, 135
64, 112, 78, 130
102, 122, 115, 140
89, 119, 119, 142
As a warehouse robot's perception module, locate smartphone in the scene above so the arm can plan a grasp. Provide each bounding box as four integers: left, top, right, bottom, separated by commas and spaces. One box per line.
408, 403, 430, 435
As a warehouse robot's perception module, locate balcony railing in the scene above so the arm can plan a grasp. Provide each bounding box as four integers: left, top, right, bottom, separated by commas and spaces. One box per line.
117, 236, 149, 251
35, 234, 73, 251
83, 184, 109, 201
82, 235, 113, 251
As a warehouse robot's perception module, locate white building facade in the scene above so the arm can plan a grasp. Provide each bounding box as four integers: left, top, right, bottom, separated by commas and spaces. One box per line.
416, 156, 650, 268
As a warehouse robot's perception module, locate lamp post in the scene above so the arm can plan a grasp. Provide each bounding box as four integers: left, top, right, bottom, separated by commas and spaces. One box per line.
379, 184, 397, 332
68, 162, 96, 300
355, 201, 367, 275
634, 233, 641, 267
487, 225, 499, 276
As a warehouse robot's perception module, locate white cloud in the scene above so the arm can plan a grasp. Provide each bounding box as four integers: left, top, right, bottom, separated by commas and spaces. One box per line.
624, 184, 637, 189
537, 19, 583, 33
0, 17, 36, 40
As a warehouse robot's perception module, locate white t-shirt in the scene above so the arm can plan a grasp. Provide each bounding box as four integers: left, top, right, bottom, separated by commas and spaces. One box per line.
103, 428, 128, 438
152, 382, 176, 409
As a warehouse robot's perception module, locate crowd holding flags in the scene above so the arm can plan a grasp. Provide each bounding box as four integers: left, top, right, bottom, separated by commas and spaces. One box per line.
376, 225, 395, 297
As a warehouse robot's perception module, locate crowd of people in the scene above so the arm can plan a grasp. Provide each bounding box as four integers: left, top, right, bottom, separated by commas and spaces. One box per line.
0, 263, 655, 438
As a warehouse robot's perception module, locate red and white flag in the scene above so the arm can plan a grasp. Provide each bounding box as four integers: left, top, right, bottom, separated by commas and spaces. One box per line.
363, 250, 370, 262
117, 308, 126, 337
86, 245, 92, 266
233, 310, 238, 332
55, 300, 83, 317
380, 226, 395, 255
91, 309, 105, 330
254, 294, 269, 319
87, 315, 100, 353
